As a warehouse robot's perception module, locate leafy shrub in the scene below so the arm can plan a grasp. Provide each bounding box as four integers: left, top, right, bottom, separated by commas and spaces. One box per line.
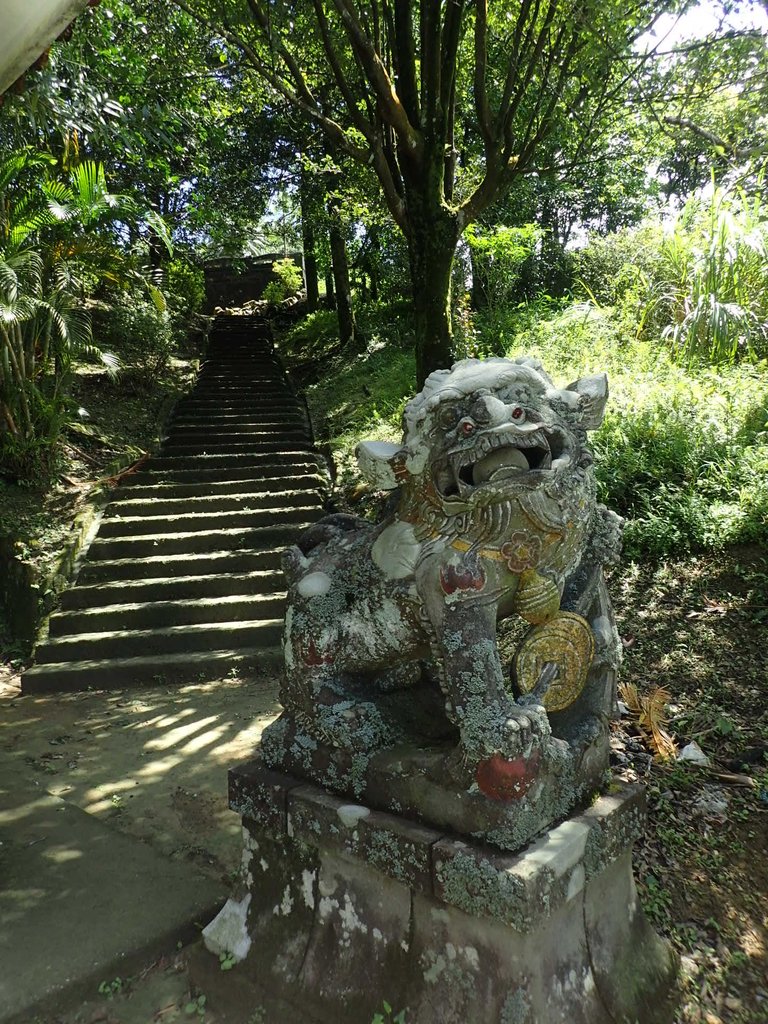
95, 295, 175, 378
261, 257, 303, 306
502, 303, 768, 557
166, 258, 205, 319
465, 222, 541, 311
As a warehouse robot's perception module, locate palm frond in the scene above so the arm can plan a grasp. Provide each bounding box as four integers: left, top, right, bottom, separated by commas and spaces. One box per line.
619, 682, 678, 761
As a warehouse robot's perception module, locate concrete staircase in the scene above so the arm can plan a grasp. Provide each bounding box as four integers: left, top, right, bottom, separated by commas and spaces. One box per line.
22, 316, 327, 693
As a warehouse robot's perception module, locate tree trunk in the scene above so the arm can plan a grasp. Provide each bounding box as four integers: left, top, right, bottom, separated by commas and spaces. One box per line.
302, 220, 319, 312
299, 168, 320, 312
329, 222, 356, 348
324, 269, 335, 308
470, 247, 488, 309
408, 216, 457, 387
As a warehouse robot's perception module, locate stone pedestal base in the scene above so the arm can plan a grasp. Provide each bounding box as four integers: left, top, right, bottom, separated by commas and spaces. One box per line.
198, 758, 677, 1024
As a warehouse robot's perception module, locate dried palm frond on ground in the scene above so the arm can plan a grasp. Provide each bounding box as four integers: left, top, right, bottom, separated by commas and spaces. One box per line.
619, 681, 678, 761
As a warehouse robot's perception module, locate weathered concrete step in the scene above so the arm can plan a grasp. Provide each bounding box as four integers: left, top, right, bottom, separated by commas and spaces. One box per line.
77, 549, 284, 583
192, 381, 286, 392
115, 473, 326, 499
22, 645, 281, 692
168, 415, 307, 429
49, 592, 287, 636
106, 489, 322, 517
173, 399, 305, 415
160, 440, 310, 457
161, 437, 309, 454
163, 428, 307, 443
196, 370, 280, 378
191, 381, 286, 391
174, 396, 302, 409
35, 618, 283, 663
87, 521, 313, 559
122, 462, 325, 486
200, 350, 274, 358
147, 451, 320, 472
98, 504, 321, 537
61, 570, 285, 609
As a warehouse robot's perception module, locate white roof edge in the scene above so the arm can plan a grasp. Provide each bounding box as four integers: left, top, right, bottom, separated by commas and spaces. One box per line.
0, 0, 90, 95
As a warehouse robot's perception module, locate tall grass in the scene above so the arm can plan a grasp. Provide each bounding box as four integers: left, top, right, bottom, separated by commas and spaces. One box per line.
577, 184, 768, 365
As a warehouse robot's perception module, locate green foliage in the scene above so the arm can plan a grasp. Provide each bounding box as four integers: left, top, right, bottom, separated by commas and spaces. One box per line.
296, 302, 415, 485
280, 308, 339, 363
503, 304, 768, 558
97, 977, 125, 1000
465, 223, 542, 311
93, 296, 176, 378
0, 149, 170, 481
184, 993, 207, 1017
166, 258, 205, 320
218, 950, 237, 971
261, 257, 303, 306
576, 186, 768, 365
371, 1000, 406, 1024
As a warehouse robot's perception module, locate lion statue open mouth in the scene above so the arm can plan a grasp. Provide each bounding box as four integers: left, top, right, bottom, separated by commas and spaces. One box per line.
261, 356, 623, 826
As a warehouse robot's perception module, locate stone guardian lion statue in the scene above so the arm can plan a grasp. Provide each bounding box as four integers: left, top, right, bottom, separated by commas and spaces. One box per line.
262, 357, 623, 813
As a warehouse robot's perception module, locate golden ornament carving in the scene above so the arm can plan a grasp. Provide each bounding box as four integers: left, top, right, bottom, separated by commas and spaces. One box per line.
513, 612, 595, 712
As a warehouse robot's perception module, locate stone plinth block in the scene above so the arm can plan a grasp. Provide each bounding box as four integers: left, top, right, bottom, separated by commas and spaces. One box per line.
197, 758, 677, 1024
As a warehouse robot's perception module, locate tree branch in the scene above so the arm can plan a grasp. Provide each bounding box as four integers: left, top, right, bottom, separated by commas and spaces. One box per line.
391, 0, 420, 124
473, 0, 494, 155
332, 0, 422, 151
664, 115, 767, 161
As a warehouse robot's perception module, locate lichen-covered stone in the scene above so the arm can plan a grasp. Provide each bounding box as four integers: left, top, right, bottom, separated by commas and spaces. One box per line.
287, 784, 441, 891
262, 356, 623, 845
206, 772, 677, 1024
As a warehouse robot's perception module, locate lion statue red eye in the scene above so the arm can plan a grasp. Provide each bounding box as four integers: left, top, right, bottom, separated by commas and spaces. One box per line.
511, 406, 525, 421
460, 419, 476, 436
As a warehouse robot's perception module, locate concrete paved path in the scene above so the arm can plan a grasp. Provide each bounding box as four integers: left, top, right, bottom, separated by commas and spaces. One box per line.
0, 782, 223, 1024
0, 670, 281, 1023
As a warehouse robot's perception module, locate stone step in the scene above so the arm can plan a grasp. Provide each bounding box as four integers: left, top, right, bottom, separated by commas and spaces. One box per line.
190, 382, 286, 392
87, 521, 313, 560
168, 416, 307, 429
114, 474, 326, 500
191, 382, 287, 393
160, 440, 310, 457
98, 504, 321, 537
77, 549, 284, 583
174, 401, 307, 413
61, 570, 285, 609
122, 463, 326, 487
34, 618, 283, 664
163, 427, 307, 442
196, 369, 281, 379
146, 451, 321, 472
22, 645, 282, 692
49, 592, 286, 636
185, 396, 293, 408
106, 489, 322, 518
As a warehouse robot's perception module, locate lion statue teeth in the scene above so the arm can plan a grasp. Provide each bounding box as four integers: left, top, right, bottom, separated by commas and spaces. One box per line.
263, 356, 623, 805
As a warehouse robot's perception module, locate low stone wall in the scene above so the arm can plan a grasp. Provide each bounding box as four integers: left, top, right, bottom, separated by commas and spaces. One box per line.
203, 254, 303, 313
